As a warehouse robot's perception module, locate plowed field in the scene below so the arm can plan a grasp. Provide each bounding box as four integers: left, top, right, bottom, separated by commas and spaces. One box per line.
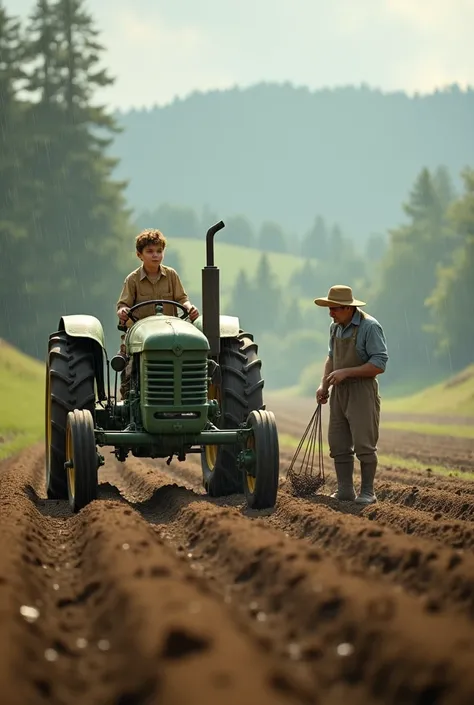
1, 398, 474, 705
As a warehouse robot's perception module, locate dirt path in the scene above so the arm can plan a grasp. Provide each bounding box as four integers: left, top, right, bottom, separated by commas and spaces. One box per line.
1, 437, 474, 705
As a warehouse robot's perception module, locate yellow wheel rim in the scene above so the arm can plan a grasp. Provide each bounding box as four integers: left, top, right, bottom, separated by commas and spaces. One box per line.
245, 433, 256, 494
66, 420, 75, 499
45, 366, 51, 471
205, 383, 221, 471
205, 443, 218, 469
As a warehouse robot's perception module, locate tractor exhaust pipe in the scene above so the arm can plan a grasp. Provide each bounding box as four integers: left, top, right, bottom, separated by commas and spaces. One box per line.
202, 220, 225, 357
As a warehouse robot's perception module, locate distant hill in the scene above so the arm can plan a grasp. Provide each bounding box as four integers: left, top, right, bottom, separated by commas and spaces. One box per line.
382, 364, 474, 417
111, 83, 474, 242
121, 237, 312, 308
0, 340, 44, 458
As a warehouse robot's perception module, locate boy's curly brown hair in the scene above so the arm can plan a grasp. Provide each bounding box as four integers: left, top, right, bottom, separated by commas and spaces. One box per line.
135, 229, 167, 253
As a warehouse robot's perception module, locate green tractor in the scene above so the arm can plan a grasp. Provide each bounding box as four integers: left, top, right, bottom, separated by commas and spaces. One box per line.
45, 221, 279, 513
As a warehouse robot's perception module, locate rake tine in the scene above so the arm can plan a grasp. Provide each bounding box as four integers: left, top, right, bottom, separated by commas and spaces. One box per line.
287, 403, 326, 496
288, 408, 317, 477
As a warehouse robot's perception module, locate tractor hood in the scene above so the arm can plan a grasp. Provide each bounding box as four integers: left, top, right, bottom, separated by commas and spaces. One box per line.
126, 316, 210, 355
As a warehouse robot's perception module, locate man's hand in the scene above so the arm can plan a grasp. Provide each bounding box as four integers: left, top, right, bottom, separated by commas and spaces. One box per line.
186, 304, 199, 322
316, 385, 329, 404
327, 368, 350, 386
118, 306, 130, 322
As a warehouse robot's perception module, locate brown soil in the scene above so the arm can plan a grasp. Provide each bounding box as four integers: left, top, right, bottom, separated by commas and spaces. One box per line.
0, 381, 473, 705
1, 400, 474, 705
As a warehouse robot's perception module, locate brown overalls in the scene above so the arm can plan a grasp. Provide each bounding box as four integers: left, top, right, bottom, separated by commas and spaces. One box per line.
328, 313, 380, 464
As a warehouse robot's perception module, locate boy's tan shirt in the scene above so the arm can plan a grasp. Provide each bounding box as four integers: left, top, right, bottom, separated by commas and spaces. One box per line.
116, 264, 189, 322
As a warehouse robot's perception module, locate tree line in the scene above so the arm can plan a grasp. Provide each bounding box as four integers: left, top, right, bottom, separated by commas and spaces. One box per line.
0, 0, 132, 357
114, 81, 474, 242
135, 203, 387, 262
223, 164, 473, 392
369, 165, 474, 386
1, 1, 472, 395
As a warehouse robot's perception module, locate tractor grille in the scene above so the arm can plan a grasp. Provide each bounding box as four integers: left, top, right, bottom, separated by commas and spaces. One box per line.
144, 360, 174, 406
181, 360, 208, 405
144, 358, 208, 406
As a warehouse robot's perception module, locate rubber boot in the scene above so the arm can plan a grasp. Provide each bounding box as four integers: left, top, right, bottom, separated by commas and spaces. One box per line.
330, 461, 356, 501
355, 461, 377, 504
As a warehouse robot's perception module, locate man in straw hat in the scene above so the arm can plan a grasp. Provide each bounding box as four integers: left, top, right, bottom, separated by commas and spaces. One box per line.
314, 285, 389, 504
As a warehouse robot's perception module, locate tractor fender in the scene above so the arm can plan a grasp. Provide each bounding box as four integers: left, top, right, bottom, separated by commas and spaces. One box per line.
58, 314, 107, 401
58, 314, 106, 349
194, 314, 240, 339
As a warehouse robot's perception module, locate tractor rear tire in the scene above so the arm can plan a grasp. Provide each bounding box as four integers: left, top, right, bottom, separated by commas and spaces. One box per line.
201, 331, 264, 497
243, 409, 279, 510
66, 409, 99, 513
45, 331, 95, 500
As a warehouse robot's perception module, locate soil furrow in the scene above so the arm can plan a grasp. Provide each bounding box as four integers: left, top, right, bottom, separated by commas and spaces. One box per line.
373, 467, 474, 493
2, 410, 474, 705
0, 448, 307, 705
269, 491, 474, 617
105, 458, 474, 705
61, 500, 307, 705
114, 459, 474, 618
358, 502, 474, 550
0, 448, 137, 705
376, 483, 474, 521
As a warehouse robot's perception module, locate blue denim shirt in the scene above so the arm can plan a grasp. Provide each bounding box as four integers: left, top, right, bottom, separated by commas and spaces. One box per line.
328, 309, 389, 371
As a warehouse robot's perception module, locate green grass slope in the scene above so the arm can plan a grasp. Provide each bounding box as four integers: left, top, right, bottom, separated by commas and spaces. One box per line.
124, 238, 312, 305
381, 364, 474, 417
0, 340, 45, 459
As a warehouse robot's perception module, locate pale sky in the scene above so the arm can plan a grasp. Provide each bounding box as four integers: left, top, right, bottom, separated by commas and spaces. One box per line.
7, 0, 474, 109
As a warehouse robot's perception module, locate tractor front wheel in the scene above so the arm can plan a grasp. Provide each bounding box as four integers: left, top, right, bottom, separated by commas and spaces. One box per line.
242, 409, 279, 510
66, 409, 99, 513
45, 331, 95, 499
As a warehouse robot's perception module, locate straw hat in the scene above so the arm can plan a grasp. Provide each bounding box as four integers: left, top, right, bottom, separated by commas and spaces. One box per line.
314, 285, 366, 307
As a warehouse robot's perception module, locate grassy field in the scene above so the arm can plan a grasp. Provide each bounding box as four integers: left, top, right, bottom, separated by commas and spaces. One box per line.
275, 363, 474, 419
381, 420, 474, 438
124, 238, 313, 307
381, 364, 474, 417
0, 340, 45, 459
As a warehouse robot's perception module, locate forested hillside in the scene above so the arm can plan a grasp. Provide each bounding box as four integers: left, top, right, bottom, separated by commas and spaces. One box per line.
1, 1, 472, 394
0, 0, 133, 357
112, 84, 474, 242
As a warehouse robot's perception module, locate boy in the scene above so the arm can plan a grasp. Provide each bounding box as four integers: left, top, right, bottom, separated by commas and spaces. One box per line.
117, 228, 199, 324
116, 228, 199, 396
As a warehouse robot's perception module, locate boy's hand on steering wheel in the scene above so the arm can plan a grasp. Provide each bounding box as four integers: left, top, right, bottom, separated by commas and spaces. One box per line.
187, 304, 199, 322
118, 307, 130, 322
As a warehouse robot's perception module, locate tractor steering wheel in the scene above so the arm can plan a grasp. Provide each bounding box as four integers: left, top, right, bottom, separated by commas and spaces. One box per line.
127, 299, 191, 323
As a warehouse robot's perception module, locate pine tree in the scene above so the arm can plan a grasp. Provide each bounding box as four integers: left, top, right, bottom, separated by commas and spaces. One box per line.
54, 0, 115, 125
251, 254, 282, 333
0, 4, 29, 334
403, 167, 444, 229
23, 0, 60, 103
12, 0, 132, 356
370, 168, 454, 382
426, 168, 474, 369
289, 260, 316, 297
365, 233, 387, 263
282, 297, 303, 332
225, 214, 255, 248
301, 215, 328, 260
228, 269, 256, 332
257, 220, 287, 252
433, 165, 456, 213
327, 223, 346, 262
